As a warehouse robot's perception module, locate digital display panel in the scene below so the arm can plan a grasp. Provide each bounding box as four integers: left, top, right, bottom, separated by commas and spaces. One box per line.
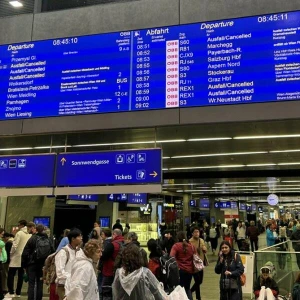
199, 198, 210, 208
231, 201, 238, 209
99, 217, 110, 228
69, 194, 99, 201
127, 193, 147, 204
33, 216, 50, 228
239, 203, 246, 211
0, 11, 300, 120
0, 154, 55, 187
56, 149, 162, 186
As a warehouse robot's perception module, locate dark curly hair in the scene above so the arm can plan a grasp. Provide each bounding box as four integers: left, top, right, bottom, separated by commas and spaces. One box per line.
121, 244, 142, 275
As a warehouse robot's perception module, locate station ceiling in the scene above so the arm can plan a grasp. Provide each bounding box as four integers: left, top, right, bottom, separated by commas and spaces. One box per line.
1, 118, 300, 200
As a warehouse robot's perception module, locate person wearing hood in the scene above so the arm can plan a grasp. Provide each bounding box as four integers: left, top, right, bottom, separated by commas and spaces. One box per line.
112, 244, 165, 300
22, 224, 55, 300
91, 227, 102, 242
88, 222, 101, 240
253, 266, 279, 299
6, 219, 31, 298
65, 239, 102, 300
215, 240, 244, 300
291, 223, 300, 269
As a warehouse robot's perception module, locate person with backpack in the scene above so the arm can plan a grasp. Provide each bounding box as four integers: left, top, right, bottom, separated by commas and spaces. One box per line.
189, 227, 207, 300
55, 228, 83, 300
101, 229, 124, 300
113, 244, 166, 300
6, 219, 31, 298
114, 232, 148, 271
170, 231, 194, 300
21, 224, 55, 300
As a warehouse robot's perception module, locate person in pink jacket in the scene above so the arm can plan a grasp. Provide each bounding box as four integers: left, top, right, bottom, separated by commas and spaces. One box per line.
170, 231, 194, 300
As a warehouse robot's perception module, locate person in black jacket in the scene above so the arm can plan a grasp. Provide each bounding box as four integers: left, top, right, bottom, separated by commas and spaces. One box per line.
2, 233, 14, 294
21, 224, 55, 300
215, 241, 244, 300
112, 219, 123, 232
160, 230, 175, 255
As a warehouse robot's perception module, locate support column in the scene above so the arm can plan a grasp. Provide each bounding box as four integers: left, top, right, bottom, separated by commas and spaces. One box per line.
0, 197, 7, 228
182, 194, 190, 227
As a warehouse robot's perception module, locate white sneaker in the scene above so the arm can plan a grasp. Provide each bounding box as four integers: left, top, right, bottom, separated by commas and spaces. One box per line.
4, 293, 14, 298
15, 295, 21, 298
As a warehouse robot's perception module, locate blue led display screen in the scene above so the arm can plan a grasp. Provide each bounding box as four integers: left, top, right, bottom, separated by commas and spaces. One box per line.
56, 149, 162, 186
0, 154, 55, 187
69, 194, 99, 201
199, 198, 210, 208
33, 217, 50, 228
0, 11, 300, 120
127, 193, 147, 204
99, 217, 110, 228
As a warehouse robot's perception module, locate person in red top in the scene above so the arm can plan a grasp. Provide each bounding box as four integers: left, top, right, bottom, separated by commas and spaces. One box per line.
170, 231, 194, 300
101, 229, 124, 300
147, 239, 163, 281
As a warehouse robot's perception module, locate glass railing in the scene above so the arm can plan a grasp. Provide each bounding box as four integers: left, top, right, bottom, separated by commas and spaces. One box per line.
255, 240, 300, 298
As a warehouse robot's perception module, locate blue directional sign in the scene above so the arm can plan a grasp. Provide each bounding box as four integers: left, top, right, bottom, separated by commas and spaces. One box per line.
128, 193, 147, 204
69, 194, 99, 202
0, 154, 55, 187
189, 199, 197, 207
99, 217, 110, 228
56, 149, 162, 186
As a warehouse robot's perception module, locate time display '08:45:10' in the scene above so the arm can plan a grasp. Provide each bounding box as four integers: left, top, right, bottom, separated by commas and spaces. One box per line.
53, 37, 79, 46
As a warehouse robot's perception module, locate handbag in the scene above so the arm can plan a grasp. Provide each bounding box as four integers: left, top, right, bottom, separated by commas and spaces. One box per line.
240, 273, 246, 286
223, 278, 238, 290
193, 254, 204, 272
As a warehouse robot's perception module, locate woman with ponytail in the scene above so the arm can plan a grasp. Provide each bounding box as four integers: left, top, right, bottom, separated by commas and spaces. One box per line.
170, 231, 194, 300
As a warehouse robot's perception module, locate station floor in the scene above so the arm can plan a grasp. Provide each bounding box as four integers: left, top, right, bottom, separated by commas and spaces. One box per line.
14, 234, 268, 300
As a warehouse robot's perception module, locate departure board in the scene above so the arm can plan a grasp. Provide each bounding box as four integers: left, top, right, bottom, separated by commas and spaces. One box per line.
0, 11, 300, 120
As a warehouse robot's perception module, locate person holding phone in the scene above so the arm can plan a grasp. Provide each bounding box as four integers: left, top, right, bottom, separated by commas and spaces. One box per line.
215, 241, 244, 300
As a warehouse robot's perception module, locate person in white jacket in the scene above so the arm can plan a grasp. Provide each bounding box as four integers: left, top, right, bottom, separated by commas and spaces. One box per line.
64, 239, 102, 300
6, 219, 31, 298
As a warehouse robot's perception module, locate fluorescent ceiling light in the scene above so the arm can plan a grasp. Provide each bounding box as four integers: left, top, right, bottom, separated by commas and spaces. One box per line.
177, 189, 213, 192
34, 145, 71, 149
163, 183, 205, 186
187, 137, 232, 141
212, 186, 260, 188
282, 180, 300, 183
270, 149, 300, 153
163, 157, 170, 159
9, 1, 23, 7
234, 134, 300, 139
278, 162, 300, 166
246, 163, 277, 167
172, 151, 267, 159
162, 168, 168, 171
0, 147, 33, 151
215, 181, 278, 184
169, 165, 245, 170
73, 141, 154, 147
157, 139, 186, 143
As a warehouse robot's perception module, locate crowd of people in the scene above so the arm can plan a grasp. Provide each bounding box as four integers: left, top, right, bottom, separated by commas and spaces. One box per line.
2, 217, 300, 300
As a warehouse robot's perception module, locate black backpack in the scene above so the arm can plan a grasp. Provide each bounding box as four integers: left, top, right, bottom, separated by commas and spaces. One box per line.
34, 236, 52, 262
159, 253, 180, 293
